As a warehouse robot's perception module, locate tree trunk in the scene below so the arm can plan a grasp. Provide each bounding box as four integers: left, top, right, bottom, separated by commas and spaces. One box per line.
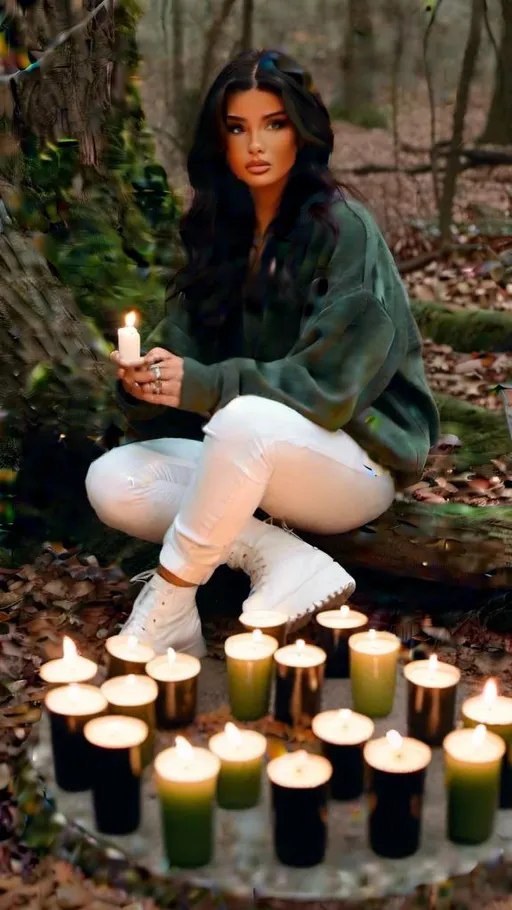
339, 0, 378, 123
240, 0, 254, 51
170, 0, 185, 115
438, 0, 484, 241
480, 0, 512, 144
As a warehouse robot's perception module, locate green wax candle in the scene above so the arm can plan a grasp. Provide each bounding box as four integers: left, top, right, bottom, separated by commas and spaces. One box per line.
105, 635, 155, 678
349, 629, 400, 718
462, 679, 512, 808
209, 723, 267, 809
100, 674, 157, 768
224, 631, 278, 721
154, 737, 220, 868
444, 725, 505, 844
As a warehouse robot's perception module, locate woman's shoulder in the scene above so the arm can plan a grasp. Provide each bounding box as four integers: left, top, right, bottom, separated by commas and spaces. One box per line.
328, 194, 381, 241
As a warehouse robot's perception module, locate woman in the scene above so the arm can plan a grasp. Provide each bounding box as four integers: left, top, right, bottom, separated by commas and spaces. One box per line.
86, 49, 439, 658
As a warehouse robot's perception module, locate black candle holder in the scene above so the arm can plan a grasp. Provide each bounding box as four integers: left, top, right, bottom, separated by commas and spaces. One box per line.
105, 635, 155, 679
145, 654, 201, 729
84, 715, 148, 835
314, 609, 368, 678
267, 752, 332, 867
404, 660, 460, 747
45, 685, 108, 792
273, 644, 326, 728
312, 710, 374, 801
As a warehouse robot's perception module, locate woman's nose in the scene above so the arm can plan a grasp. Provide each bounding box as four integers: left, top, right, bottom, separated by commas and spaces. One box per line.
248, 131, 264, 154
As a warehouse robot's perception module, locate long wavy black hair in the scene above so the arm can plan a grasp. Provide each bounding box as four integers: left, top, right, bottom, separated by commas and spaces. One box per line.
172, 49, 351, 354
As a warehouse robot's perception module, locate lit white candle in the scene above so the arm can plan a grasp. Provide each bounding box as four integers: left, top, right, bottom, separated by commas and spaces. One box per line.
40, 636, 97, 685
105, 634, 155, 678
146, 649, 201, 682
267, 749, 332, 866
239, 609, 288, 646
117, 311, 141, 364
315, 606, 368, 678
224, 631, 278, 721
209, 722, 267, 809
274, 640, 326, 727
101, 673, 158, 708
462, 678, 512, 809
364, 731, 432, 774
146, 649, 201, 729
312, 708, 374, 800
312, 708, 374, 746
155, 737, 221, 868
404, 655, 461, 745
44, 683, 108, 792
349, 629, 401, 717
444, 724, 506, 844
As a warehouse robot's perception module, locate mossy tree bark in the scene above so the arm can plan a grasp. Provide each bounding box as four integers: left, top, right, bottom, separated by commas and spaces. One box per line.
410, 299, 512, 353
480, 0, 512, 145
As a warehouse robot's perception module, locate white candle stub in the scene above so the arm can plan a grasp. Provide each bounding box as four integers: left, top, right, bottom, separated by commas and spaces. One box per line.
105, 635, 155, 663
274, 640, 326, 668
312, 709, 374, 745
101, 674, 158, 706
224, 632, 277, 661
364, 733, 432, 773
267, 750, 332, 789
349, 630, 400, 656
117, 311, 141, 364
316, 607, 368, 630
239, 610, 288, 629
45, 683, 107, 716
40, 636, 98, 684
404, 657, 461, 689
209, 723, 266, 763
444, 725, 506, 764
84, 715, 148, 749
146, 650, 201, 682
463, 678, 512, 727
155, 738, 220, 783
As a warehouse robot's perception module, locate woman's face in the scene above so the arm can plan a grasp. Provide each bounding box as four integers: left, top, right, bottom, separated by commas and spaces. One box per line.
224, 88, 297, 190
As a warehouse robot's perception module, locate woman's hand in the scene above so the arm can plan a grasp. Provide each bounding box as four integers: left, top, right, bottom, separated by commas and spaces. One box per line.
111, 347, 184, 408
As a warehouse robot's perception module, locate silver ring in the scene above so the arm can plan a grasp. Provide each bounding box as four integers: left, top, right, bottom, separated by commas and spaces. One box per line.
150, 364, 162, 380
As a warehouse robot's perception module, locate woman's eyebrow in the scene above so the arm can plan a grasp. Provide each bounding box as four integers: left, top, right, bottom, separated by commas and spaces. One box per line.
225, 110, 287, 122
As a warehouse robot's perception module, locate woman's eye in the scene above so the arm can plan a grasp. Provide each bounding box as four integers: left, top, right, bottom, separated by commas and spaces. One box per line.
227, 123, 243, 134
268, 119, 287, 130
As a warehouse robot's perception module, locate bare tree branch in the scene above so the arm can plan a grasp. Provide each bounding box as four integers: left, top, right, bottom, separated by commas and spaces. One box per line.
198, 0, 239, 100
422, 0, 445, 208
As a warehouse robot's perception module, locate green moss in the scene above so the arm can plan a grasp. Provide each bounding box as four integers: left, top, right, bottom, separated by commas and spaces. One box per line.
412, 299, 512, 352
435, 393, 511, 467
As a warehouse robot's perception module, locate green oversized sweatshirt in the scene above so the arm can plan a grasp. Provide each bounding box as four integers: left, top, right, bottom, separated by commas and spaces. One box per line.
118, 196, 440, 489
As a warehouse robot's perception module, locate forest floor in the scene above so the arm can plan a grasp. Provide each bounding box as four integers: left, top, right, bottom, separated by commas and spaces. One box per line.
1, 89, 512, 909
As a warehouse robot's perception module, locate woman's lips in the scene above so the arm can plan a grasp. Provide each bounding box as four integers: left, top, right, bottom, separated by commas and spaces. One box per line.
246, 162, 271, 173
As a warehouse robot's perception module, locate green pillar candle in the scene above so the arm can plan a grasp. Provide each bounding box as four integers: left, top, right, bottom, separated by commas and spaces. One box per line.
462, 679, 512, 808
105, 635, 155, 678
224, 631, 278, 721
349, 629, 400, 718
238, 610, 288, 648
100, 674, 157, 767
209, 723, 267, 809
444, 725, 505, 844
40, 636, 98, 686
154, 737, 221, 868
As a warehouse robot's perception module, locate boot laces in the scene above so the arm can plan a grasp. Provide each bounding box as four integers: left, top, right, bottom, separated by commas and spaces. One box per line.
130, 568, 157, 585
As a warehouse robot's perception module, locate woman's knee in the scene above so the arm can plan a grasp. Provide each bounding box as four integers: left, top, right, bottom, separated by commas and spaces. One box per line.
204, 395, 297, 446
85, 448, 136, 525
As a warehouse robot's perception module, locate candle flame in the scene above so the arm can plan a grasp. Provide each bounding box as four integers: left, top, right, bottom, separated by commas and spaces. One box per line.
296, 639, 305, 653
386, 730, 403, 754
125, 311, 137, 328
428, 654, 438, 675
483, 678, 498, 706
473, 724, 487, 748
368, 628, 376, 640
62, 637, 77, 662
224, 722, 243, 747
167, 647, 176, 665
294, 749, 308, 772
252, 629, 263, 643
339, 708, 352, 725
127, 635, 138, 650
340, 606, 350, 618
175, 735, 194, 764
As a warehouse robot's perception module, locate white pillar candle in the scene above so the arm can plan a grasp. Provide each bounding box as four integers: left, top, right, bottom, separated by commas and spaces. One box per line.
267, 750, 332, 867
117, 311, 141, 364
146, 650, 201, 728
105, 634, 155, 678
209, 722, 267, 809
274, 640, 326, 727
349, 629, 401, 717
239, 609, 288, 647
40, 636, 97, 685
312, 708, 374, 800
461, 678, 512, 808
403, 655, 461, 745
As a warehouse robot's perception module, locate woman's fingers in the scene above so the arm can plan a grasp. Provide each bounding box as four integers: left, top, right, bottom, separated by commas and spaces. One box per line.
144, 347, 174, 365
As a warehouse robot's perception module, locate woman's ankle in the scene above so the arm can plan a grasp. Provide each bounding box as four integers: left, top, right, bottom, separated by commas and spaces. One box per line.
157, 564, 196, 588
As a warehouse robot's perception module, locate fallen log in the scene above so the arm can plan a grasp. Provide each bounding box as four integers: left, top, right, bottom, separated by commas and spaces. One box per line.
411, 299, 512, 352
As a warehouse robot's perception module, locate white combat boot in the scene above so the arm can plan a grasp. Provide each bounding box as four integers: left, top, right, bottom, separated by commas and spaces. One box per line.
227, 517, 356, 632
120, 570, 206, 658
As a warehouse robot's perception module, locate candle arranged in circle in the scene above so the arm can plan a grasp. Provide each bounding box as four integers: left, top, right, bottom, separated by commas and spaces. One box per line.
40, 636, 97, 686
273, 639, 326, 727
224, 630, 278, 721
349, 629, 400, 717
208, 722, 267, 810
238, 609, 288, 647
443, 724, 505, 844
100, 674, 157, 767
84, 715, 148, 835
267, 749, 332, 867
105, 634, 155, 679
146, 648, 200, 729
117, 310, 141, 364
461, 678, 512, 808
364, 730, 432, 858
404, 655, 461, 746
312, 708, 374, 800
44, 684, 107, 792
154, 736, 221, 868
315, 606, 368, 678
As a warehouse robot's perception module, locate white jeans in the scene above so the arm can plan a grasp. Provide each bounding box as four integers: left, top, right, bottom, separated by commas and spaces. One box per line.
86, 396, 395, 585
